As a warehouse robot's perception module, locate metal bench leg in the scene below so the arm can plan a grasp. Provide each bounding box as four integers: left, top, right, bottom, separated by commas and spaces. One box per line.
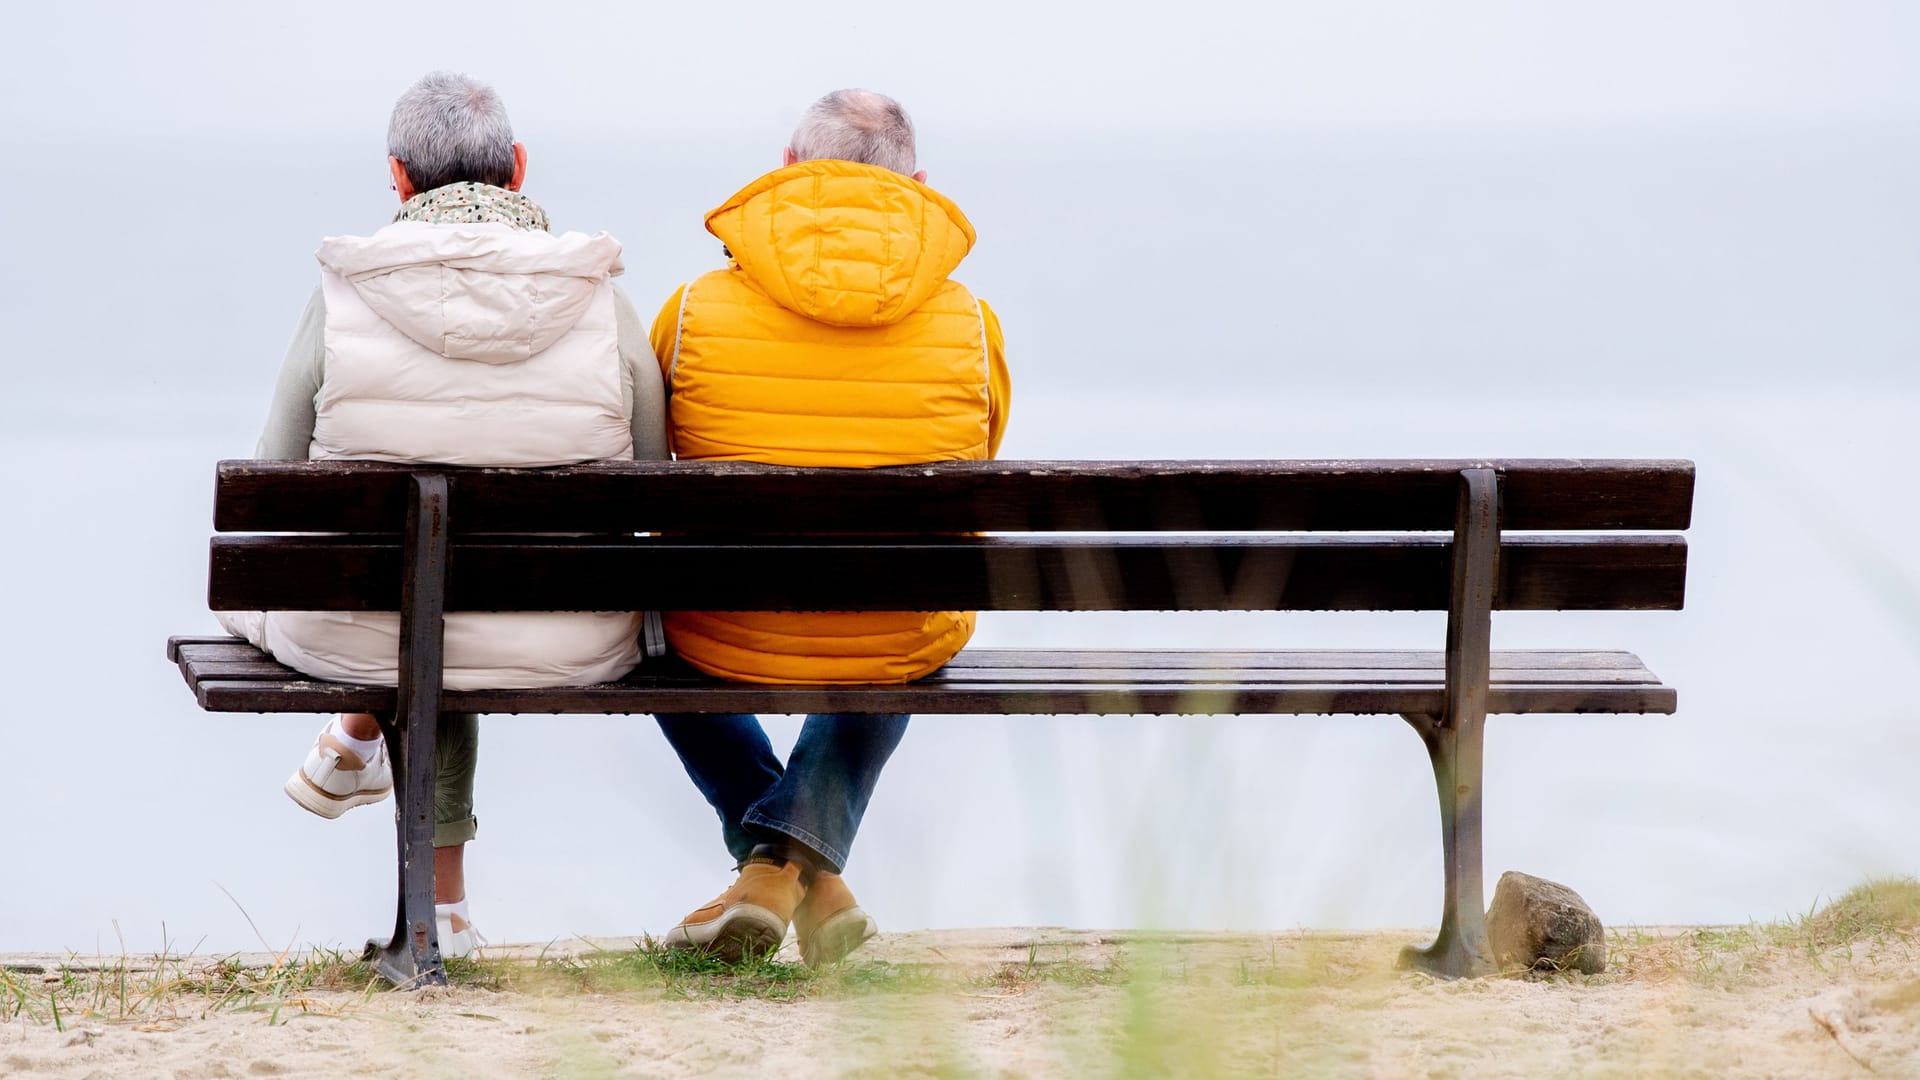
365, 710, 444, 988
360, 473, 451, 989
1399, 712, 1494, 978
1397, 467, 1499, 979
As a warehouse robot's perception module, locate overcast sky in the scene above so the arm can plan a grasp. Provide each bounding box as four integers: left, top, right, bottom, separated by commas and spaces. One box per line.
9, 0, 1917, 144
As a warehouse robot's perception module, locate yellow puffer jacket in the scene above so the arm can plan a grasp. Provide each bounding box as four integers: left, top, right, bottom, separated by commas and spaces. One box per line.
651, 159, 1011, 684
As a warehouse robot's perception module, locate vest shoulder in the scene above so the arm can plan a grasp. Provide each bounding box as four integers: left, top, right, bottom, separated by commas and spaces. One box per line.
685, 268, 980, 315
924, 278, 979, 310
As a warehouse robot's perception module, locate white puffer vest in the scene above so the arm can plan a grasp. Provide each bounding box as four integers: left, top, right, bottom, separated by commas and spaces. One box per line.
221, 221, 644, 690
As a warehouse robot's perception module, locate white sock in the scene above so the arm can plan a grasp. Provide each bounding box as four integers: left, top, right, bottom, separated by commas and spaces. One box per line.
437, 897, 470, 919
325, 718, 384, 762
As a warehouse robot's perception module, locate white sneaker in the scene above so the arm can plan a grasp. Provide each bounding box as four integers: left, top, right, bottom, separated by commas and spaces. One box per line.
437, 901, 487, 959
283, 728, 392, 819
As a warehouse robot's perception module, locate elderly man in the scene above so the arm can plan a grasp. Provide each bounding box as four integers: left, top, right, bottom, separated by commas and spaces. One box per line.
222, 71, 666, 956
651, 90, 1011, 965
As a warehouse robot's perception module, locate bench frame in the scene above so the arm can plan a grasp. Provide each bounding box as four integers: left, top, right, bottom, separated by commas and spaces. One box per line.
173, 459, 1688, 986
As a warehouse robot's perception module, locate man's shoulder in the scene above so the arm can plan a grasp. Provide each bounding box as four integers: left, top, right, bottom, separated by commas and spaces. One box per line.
685, 266, 746, 290
924, 278, 989, 314
674, 269, 992, 325
676, 267, 772, 309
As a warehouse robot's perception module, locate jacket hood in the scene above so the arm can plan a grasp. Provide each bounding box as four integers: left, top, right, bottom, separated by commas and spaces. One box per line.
315, 222, 624, 364
705, 160, 975, 328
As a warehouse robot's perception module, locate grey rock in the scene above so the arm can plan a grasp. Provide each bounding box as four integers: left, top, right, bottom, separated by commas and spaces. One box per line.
1486, 871, 1608, 974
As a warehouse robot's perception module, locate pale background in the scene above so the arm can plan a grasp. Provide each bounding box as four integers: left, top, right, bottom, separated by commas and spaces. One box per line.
2, 0, 1917, 954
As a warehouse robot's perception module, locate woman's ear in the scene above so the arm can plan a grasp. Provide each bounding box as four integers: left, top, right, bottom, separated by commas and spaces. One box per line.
389, 157, 416, 202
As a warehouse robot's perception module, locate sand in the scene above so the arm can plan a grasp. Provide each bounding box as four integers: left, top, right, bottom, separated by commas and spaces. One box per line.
3, 927, 1917, 1079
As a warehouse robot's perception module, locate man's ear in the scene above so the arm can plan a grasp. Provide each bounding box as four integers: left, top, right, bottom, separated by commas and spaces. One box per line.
912, 169, 928, 184
389, 156, 416, 202
508, 142, 529, 191
782, 147, 798, 167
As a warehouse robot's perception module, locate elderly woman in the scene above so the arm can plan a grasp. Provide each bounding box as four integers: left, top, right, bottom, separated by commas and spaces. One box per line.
221, 71, 666, 956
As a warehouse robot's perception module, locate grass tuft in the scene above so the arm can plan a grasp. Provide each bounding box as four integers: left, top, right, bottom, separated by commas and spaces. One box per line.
979, 943, 1125, 991
1604, 877, 1920, 985
1793, 876, 1920, 950
0, 947, 379, 1028
443, 939, 950, 1002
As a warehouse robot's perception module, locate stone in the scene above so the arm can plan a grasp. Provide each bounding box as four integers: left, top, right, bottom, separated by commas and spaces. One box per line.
1485, 871, 1608, 974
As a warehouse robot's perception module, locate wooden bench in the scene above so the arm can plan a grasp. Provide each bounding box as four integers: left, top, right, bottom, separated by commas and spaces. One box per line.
169, 458, 1693, 986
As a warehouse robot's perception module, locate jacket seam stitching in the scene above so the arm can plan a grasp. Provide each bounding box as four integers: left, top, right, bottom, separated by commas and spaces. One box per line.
667, 281, 693, 391
975, 297, 991, 418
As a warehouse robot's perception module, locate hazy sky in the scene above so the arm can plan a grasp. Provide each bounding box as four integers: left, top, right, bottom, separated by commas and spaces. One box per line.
9, 1, 1918, 144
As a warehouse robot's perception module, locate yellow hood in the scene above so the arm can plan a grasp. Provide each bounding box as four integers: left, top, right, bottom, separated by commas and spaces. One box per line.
704, 159, 976, 328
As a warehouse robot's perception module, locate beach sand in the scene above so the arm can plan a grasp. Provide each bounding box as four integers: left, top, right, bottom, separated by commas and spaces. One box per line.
3, 926, 1916, 1079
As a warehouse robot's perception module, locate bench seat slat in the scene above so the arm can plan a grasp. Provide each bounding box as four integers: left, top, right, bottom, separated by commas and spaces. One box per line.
181, 658, 1661, 687
938, 649, 1659, 673
168, 642, 1664, 679
909, 668, 1662, 685
171, 639, 1676, 717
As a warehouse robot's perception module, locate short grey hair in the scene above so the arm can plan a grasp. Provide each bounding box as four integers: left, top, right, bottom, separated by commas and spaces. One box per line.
789, 89, 917, 176
387, 71, 517, 193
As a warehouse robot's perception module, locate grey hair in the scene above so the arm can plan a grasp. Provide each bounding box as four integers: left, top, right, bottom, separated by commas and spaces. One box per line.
386, 71, 517, 193
789, 89, 918, 176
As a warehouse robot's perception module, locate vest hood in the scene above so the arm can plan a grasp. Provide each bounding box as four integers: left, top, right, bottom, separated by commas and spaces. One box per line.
315, 222, 624, 365
704, 160, 976, 328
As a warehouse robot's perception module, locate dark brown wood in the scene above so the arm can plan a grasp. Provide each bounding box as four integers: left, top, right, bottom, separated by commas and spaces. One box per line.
173, 642, 1666, 677
165, 635, 237, 662
212, 459, 1696, 535
170, 639, 272, 661
189, 678, 1678, 717
853, 667, 1661, 685
933, 649, 1658, 671
207, 534, 1687, 614
171, 641, 1663, 672
173, 640, 1678, 718
367, 474, 449, 989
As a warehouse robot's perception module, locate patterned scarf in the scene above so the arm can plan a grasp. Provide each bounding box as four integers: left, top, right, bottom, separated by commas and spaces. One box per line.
393, 182, 550, 231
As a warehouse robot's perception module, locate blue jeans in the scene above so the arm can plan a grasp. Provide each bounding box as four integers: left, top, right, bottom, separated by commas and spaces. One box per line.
654, 713, 909, 874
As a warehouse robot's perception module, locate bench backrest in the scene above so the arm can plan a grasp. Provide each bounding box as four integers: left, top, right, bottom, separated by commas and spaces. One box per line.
207, 459, 1692, 616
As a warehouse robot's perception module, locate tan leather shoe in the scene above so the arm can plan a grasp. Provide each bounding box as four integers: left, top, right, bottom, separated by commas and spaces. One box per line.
794, 871, 879, 967
662, 860, 805, 961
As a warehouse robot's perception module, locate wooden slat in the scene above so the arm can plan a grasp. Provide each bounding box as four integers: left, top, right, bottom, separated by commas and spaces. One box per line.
208, 534, 1688, 614
174, 641, 1677, 717
857, 668, 1662, 684
172, 642, 1659, 673
211, 458, 1696, 534
171, 649, 1661, 687
176, 634, 1666, 684
165, 635, 237, 662
186, 678, 1677, 717
937, 650, 1654, 671
171, 641, 279, 662
181, 660, 311, 678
